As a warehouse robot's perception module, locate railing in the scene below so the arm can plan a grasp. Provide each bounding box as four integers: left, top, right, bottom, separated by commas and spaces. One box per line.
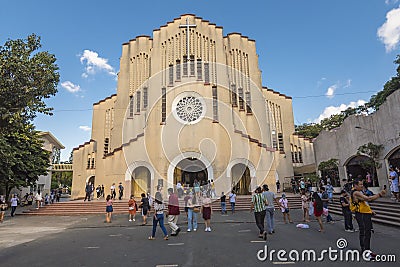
51, 164, 73, 172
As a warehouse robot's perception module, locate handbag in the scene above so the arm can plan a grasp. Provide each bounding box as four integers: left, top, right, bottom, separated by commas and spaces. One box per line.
193, 206, 200, 213
129, 206, 134, 210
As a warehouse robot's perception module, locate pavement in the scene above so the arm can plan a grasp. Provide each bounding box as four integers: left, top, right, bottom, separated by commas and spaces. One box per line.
0, 205, 399, 266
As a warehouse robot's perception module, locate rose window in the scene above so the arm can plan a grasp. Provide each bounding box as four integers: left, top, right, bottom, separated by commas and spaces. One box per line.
175, 96, 203, 123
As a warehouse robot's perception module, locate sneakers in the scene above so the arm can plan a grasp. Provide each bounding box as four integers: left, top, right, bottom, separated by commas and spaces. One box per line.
193, 228, 197, 232
345, 229, 355, 232
187, 229, 191, 232
129, 219, 132, 222
204, 227, 211, 232
175, 228, 181, 235
133, 218, 135, 221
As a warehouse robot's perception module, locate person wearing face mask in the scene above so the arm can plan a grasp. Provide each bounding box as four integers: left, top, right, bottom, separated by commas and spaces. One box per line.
278, 193, 293, 224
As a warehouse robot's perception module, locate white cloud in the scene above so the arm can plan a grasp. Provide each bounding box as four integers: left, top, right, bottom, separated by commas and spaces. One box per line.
80, 50, 117, 78
385, 0, 399, 5
79, 126, 91, 132
325, 84, 338, 98
377, 7, 400, 52
61, 81, 81, 93
313, 100, 367, 123
343, 79, 352, 88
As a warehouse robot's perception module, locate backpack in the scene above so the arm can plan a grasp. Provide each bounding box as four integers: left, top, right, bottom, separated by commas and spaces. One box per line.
349, 190, 359, 213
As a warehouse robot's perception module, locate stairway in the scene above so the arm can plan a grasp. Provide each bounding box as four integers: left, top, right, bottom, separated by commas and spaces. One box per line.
328, 196, 400, 228
21, 195, 302, 216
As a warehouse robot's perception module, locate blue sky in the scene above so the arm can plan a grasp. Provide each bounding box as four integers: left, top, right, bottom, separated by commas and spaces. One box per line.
1, 0, 400, 161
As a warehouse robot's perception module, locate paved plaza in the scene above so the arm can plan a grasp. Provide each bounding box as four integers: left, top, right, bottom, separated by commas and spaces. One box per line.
0, 208, 399, 267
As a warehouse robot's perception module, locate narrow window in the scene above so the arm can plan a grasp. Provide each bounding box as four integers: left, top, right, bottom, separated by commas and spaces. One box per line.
136, 91, 141, 113
129, 96, 134, 117
272, 131, 277, 150
183, 56, 188, 76
176, 60, 181, 81
91, 158, 95, 169
190, 55, 195, 76
245, 91, 252, 114
212, 86, 218, 122
87, 157, 91, 169
143, 87, 148, 109
278, 133, 284, 152
104, 138, 109, 156
197, 59, 202, 80
204, 62, 210, 84
298, 148, 303, 163
161, 87, 166, 123
294, 146, 299, 162
168, 64, 173, 86
238, 88, 244, 110
231, 84, 237, 107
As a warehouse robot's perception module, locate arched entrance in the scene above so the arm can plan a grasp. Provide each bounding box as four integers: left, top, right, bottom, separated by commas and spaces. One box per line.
174, 158, 208, 187
346, 155, 379, 186
87, 176, 95, 186
231, 163, 251, 195
131, 166, 151, 197
388, 146, 400, 168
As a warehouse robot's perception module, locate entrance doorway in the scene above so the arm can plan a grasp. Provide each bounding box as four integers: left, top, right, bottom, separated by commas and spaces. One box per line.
174, 158, 208, 187
388, 147, 400, 169
87, 176, 95, 186
346, 155, 379, 186
132, 166, 151, 197
231, 163, 251, 195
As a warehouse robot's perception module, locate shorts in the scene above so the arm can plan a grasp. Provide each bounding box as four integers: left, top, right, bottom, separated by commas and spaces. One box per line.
142, 208, 148, 216
391, 183, 399, 193
106, 206, 113, 213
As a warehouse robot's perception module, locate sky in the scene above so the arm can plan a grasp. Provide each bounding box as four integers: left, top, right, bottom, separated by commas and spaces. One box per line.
1, 0, 400, 161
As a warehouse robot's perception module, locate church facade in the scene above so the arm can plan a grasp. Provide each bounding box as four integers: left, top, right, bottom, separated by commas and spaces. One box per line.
71, 14, 313, 199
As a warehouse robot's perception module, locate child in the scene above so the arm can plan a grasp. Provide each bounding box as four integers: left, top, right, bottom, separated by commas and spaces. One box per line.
278, 194, 293, 223
220, 192, 226, 214
105, 195, 113, 223
301, 191, 310, 222
128, 195, 137, 222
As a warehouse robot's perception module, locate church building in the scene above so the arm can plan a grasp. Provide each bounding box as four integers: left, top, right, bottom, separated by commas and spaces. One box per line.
71, 14, 314, 199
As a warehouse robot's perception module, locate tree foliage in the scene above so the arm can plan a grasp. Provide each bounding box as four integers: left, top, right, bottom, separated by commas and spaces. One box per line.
0, 34, 59, 199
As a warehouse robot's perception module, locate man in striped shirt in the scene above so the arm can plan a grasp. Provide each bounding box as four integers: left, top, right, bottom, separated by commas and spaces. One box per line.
251, 186, 268, 240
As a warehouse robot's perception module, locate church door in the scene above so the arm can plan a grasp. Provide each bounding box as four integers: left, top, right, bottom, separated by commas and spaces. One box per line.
231, 163, 251, 195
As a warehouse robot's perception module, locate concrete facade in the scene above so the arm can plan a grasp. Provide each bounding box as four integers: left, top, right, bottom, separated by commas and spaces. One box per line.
71, 14, 313, 199
314, 89, 400, 189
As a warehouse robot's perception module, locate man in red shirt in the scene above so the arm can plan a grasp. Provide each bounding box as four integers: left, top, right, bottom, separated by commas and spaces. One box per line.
167, 188, 181, 236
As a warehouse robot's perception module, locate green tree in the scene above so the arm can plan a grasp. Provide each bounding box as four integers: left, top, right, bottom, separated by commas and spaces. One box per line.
318, 159, 340, 186
294, 123, 323, 139
0, 34, 59, 199
357, 142, 383, 186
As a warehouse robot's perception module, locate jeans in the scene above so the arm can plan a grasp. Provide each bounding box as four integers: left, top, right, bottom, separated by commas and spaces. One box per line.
11, 206, 17, 217
151, 214, 168, 237
221, 202, 226, 214
254, 210, 266, 234
187, 208, 198, 230
355, 212, 373, 251
343, 209, 354, 230
230, 202, 235, 213
265, 207, 275, 233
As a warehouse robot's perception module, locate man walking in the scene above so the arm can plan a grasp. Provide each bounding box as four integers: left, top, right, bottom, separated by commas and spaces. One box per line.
251, 187, 268, 240
262, 184, 278, 234
118, 182, 124, 200
10, 194, 19, 217
84, 182, 92, 201
167, 188, 181, 236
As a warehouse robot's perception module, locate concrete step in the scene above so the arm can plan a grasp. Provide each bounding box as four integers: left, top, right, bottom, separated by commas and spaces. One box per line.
22, 195, 303, 216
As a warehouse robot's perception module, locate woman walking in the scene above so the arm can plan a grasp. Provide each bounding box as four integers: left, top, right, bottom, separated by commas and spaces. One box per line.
313, 192, 324, 232
105, 195, 113, 223
148, 192, 169, 240
278, 194, 293, 223
201, 193, 213, 232
187, 192, 199, 232
128, 195, 137, 222
35, 190, 42, 210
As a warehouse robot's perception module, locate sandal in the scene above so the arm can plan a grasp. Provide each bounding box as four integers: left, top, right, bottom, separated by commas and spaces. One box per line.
148, 236, 155, 240
164, 235, 169, 240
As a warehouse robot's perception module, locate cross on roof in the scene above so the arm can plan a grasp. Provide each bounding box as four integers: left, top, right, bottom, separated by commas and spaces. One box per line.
179, 17, 197, 57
